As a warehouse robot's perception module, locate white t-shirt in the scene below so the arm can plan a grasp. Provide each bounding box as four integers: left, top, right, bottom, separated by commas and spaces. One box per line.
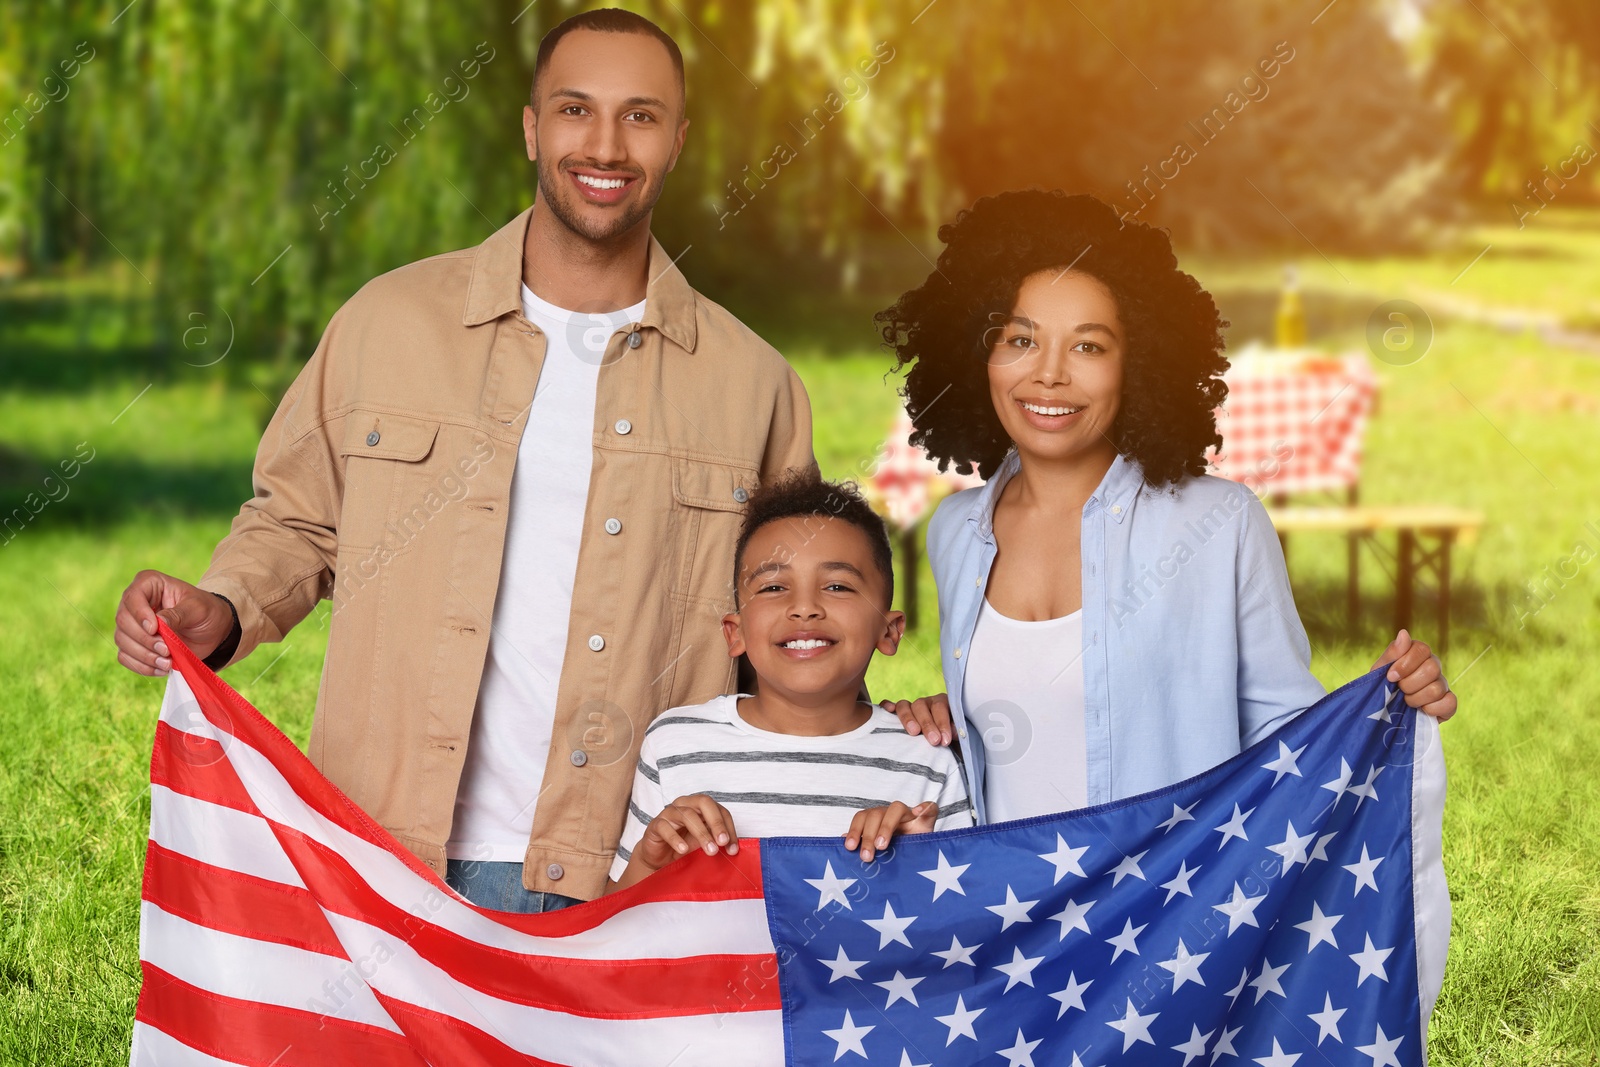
611, 694, 975, 881
961, 597, 1088, 821
446, 285, 647, 862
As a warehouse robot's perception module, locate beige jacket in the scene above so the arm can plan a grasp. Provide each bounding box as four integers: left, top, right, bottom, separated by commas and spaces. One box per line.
199, 205, 814, 900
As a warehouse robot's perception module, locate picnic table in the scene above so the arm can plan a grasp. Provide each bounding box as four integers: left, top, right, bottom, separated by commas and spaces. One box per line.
1210, 344, 1483, 654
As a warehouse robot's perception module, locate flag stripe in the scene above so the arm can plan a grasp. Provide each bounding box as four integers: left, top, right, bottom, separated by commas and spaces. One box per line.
150, 784, 304, 888
134, 962, 425, 1067
142, 842, 344, 958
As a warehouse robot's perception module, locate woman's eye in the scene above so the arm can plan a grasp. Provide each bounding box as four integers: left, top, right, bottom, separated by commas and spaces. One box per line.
1073, 341, 1104, 354
1006, 334, 1035, 348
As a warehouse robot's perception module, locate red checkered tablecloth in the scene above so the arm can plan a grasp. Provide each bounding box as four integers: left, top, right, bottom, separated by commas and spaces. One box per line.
1208, 349, 1379, 495
866, 412, 984, 528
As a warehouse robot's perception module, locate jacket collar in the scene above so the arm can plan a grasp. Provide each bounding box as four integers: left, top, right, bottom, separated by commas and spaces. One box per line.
965, 448, 1146, 542
461, 204, 699, 353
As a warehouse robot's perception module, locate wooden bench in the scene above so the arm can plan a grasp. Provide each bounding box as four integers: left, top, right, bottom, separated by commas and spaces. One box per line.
1265, 504, 1484, 656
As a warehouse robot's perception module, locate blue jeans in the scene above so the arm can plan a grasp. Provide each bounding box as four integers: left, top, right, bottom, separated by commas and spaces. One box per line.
445, 859, 584, 914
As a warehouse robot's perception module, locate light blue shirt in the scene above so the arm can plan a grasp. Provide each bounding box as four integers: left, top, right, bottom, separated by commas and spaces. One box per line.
926, 449, 1327, 823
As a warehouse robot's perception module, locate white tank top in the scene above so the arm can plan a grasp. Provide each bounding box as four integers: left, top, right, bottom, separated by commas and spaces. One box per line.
961, 597, 1088, 820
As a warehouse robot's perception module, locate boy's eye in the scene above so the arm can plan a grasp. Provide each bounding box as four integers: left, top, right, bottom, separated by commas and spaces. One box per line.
824, 583, 855, 593
757, 583, 785, 594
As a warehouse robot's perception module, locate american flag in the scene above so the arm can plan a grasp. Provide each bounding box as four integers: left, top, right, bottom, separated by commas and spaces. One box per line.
133, 622, 1446, 1066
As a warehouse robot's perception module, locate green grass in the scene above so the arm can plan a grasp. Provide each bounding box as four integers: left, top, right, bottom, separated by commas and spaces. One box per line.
3, 224, 1599, 1063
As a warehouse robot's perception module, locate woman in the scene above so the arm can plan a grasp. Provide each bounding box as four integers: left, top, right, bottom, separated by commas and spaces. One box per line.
875, 190, 1455, 822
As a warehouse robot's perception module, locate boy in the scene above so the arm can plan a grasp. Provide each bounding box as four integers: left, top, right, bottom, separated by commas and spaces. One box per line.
609, 471, 973, 891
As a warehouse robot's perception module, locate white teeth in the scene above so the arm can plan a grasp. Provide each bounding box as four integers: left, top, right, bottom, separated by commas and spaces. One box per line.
783, 639, 832, 649
1022, 401, 1082, 416
575, 174, 626, 190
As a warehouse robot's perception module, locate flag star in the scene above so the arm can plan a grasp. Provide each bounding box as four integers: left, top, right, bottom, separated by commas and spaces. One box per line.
1110, 849, 1149, 886
1350, 934, 1394, 986
1342, 845, 1385, 896
985, 885, 1039, 930
863, 901, 917, 949
1214, 804, 1254, 849
1211, 1024, 1242, 1063
1369, 691, 1395, 722
1262, 740, 1307, 784
1161, 859, 1201, 904
1308, 993, 1347, 1045
1105, 998, 1159, 1052
1355, 1023, 1404, 1067
1157, 938, 1210, 992
1067, 1055, 1101, 1067
1321, 759, 1354, 805
821, 1010, 873, 1061
1224, 968, 1249, 1002
1266, 821, 1317, 875
916, 851, 969, 900
1157, 799, 1199, 833
933, 995, 984, 1045
1249, 957, 1291, 1003
1049, 897, 1096, 940
874, 970, 924, 1008
817, 945, 866, 982
1252, 1038, 1301, 1066
1309, 831, 1337, 863
895, 1053, 930, 1067
1212, 882, 1267, 935
1173, 1024, 1215, 1066
1348, 764, 1383, 809
1293, 902, 1343, 952
997, 1029, 1043, 1067
931, 934, 979, 968
805, 861, 857, 911
1105, 917, 1147, 962
1049, 972, 1093, 1018
994, 946, 1046, 992
1038, 834, 1090, 882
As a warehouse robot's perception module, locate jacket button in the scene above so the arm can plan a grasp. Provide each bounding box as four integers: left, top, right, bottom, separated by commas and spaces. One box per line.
546, 863, 564, 880
627, 330, 642, 349
366, 430, 381, 447
733, 487, 749, 503
614, 418, 632, 435
570, 749, 588, 767
588, 634, 605, 652
604, 517, 622, 535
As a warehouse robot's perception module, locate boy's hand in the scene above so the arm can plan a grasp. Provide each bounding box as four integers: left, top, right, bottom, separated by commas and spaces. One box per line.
844, 801, 938, 863
880, 693, 953, 746
635, 794, 739, 874
1372, 629, 1456, 721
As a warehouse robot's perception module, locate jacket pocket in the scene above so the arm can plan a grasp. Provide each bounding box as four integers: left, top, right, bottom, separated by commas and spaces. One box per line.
336, 410, 443, 552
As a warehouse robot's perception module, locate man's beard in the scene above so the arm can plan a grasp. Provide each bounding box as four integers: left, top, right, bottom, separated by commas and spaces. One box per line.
535, 154, 657, 244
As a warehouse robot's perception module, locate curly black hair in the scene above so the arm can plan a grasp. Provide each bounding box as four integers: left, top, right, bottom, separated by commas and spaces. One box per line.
733, 468, 894, 609
875, 190, 1229, 487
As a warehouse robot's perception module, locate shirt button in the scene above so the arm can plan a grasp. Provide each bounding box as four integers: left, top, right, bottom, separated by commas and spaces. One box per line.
365, 430, 381, 447
733, 487, 749, 504
627, 330, 642, 349
587, 634, 605, 652
953, 648, 962, 659
957, 727, 967, 739
546, 863, 564, 881
570, 749, 588, 767
1110, 504, 1123, 515
604, 517, 622, 535
614, 418, 632, 435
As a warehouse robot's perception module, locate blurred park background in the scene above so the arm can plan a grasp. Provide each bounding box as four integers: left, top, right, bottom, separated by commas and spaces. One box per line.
3, 0, 1599, 1062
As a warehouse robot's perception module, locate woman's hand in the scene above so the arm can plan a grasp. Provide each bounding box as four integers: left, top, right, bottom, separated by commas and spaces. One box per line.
844, 801, 939, 862
880, 693, 954, 746
1372, 629, 1456, 721
632, 794, 739, 875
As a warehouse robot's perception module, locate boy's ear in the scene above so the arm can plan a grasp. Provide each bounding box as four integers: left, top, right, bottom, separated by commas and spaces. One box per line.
876, 609, 907, 656
720, 611, 746, 657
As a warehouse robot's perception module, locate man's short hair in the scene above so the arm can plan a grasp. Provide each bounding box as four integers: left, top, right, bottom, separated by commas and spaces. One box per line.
733, 469, 896, 609
530, 8, 686, 111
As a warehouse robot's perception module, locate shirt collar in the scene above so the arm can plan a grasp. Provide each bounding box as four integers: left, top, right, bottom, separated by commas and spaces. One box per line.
461, 204, 699, 353
965, 449, 1146, 541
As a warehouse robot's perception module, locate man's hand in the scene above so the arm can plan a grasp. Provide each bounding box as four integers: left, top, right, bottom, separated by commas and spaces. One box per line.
632, 794, 739, 876
114, 570, 234, 676
880, 693, 953, 746
1373, 628, 1456, 721
844, 801, 938, 863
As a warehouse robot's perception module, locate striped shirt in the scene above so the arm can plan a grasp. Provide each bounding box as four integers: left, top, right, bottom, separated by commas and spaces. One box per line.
611, 694, 975, 881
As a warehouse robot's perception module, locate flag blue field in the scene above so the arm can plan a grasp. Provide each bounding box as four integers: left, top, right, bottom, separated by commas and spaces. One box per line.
762, 669, 1448, 1066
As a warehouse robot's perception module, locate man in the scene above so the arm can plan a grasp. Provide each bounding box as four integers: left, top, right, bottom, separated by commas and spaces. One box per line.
112, 9, 814, 911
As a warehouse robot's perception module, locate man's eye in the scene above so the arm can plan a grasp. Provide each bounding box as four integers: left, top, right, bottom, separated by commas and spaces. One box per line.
626, 110, 653, 122
562, 106, 586, 116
